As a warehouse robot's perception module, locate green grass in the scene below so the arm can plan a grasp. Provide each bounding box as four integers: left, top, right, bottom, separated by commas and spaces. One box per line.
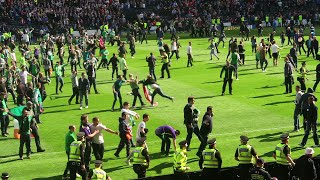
0, 29, 318, 180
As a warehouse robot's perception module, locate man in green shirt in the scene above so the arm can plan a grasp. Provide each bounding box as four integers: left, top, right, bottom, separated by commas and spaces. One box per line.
128, 74, 145, 108
0, 92, 9, 137
98, 47, 109, 70
230, 51, 241, 80
54, 62, 67, 94
63, 125, 77, 179
8, 107, 34, 160
112, 75, 126, 111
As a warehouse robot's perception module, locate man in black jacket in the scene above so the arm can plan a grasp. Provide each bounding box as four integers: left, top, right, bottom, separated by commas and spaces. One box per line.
146, 53, 156, 81
86, 58, 99, 94
299, 96, 319, 147
284, 57, 294, 94
78, 73, 90, 110
114, 112, 131, 157
295, 147, 317, 180
184, 96, 202, 151
313, 36, 319, 56
107, 54, 119, 80
299, 88, 317, 129
220, 60, 235, 96
313, 60, 320, 91
196, 106, 213, 157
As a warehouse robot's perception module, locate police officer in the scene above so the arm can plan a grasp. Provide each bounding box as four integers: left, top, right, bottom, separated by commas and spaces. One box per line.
250, 158, 273, 180
199, 138, 222, 179
272, 133, 295, 180
68, 132, 87, 180
1, 172, 9, 180
173, 140, 190, 180
126, 139, 150, 178
87, 160, 111, 180
235, 135, 258, 180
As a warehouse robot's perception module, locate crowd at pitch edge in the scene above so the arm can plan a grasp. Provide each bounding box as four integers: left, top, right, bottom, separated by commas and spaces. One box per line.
1, 1, 320, 180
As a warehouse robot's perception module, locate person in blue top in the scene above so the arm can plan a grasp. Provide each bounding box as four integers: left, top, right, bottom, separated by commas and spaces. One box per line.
112, 75, 127, 111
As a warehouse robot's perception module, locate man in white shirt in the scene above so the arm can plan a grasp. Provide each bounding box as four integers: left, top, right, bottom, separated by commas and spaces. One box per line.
119, 56, 128, 80
121, 102, 139, 147
136, 113, 150, 143
294, 85, 304, 131
90, 117, 118, 160
19, 66, 34, 85
271, 40, 280, 66
187, 41, 193, 67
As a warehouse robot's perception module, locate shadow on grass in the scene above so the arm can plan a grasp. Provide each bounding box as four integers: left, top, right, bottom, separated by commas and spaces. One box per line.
252, 132, 303, 142
45, 103, 69, 109
148, 162, 173, 174
291, 146, 305, 152
255, 85, 281, 89
44, 108, 80, 114
266, 72, 284, 75
202, 80, 222, 84
105, 164, 130, 173
260, 150, 274, 158
0, 153, 19, 159
0, 158, 20, 164
32, 175, 63, 180
48, 95, 70, 101
250, 93, 284, 98
195, 95, 221, 99
264, 100, 293, 106
0, 137, 15, 142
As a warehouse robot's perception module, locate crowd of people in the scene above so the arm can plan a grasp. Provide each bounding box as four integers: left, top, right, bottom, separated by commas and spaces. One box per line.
1, 1, 320, 180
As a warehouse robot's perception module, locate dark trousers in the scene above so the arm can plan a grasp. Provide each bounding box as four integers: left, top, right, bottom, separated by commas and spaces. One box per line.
141, 36, 148, 44
133, 164, 147, 178
88, 76, 98, 93
111, 66, 119, 79
222, 78, 233, 94
55, 76, 64, 93
84, 141, 91, 171
239, 54, 245, 64
285, 76, 293, 93
69, 87, 79, 103
115, 137, 130, 157
63, 151, 70, 177
301, 122, 319, 146
149, 67, 157, 82
79, 91, 88, 107
156, 133, 171, 154
298, 45, 307, 54
161, 63, 170, 78
298, 78, 306, 91
112, 89, 123, 109
7, 88, 16, 104
97, 58, 108, 69
68, 161, 87, 180
151, 88, 172, 105
293, 105, 300, 131
187, 54, 193, 67
44, 69, 50, 79
19, 134, 31, 158
92, 143, 104, 160
202, 168, 220, 180
132, 88, 144, 106
170, 50, 179, 60
17, 94, 25, 106
71, 62, 77, 72
174, 170, 190, 180
313, 78, 320, 91
260, 59, 268, 71
238, 164, 253, 180
315, 47, 319, 55
276, 164, 290, 180
122, 70, 127, 80
0, 115, 9, 135
308, 48, 315, 57
31, 126, 42, 151
197, 132, 209, 155
186, 124, 202, 149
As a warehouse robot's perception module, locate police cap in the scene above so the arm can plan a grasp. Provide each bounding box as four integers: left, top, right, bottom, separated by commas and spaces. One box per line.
77, 132, 85, 138
207, 138, 217, 145
1, 172, 9, 178
179, 140, 188, 147
280, 133, 290, 140
240, 135, 249, 142
256, 158, 265, 164
94, 160, 103, 165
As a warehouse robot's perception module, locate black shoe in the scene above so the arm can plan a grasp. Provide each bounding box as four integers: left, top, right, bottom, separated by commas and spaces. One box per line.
2, 134, 7, 137
114, 153, 119, 157
59, 89, 63, 93
196, 152, 201, 157
160, 77, 164, 78
95, 92, 100, 94
68, 100, 71, 105
37, 149, 45, 152
76, 102, 80, 104
131, 144, 136, 147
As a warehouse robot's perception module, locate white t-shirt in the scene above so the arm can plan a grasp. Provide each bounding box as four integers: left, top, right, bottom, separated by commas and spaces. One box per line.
19, 71, 28, 84
172, 42, 177, 51
271, 44, 279, 54
90, 124, 106, 144
187, 46, 192, 54
136, 121, 146, 139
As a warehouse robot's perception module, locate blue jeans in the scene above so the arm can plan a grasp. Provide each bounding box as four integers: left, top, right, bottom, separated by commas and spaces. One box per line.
301, 122, 319, 146
55, 76, 64, 93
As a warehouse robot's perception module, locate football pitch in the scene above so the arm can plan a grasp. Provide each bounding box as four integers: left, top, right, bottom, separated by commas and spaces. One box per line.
0, 30, 318, 179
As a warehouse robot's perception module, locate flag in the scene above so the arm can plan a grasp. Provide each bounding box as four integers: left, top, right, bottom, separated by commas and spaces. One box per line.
10, 106, 26, 116
143, 85, 153, 103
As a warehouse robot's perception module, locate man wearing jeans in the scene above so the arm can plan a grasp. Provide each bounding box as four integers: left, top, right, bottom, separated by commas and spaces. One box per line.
111, 75, 126, 111
146, 53, 156, 81
68, 71, 79, 105
155, 125, 180, 156
54, 62, 67, 94
78, 73, 89, 110
294, 86, 303, 131
299, 96, 319, 147
8, 107, 33, 160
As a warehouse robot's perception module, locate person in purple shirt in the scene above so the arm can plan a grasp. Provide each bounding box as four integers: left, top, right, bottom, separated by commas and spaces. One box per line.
155, 125, 180, 156
79, 114, 98, 171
